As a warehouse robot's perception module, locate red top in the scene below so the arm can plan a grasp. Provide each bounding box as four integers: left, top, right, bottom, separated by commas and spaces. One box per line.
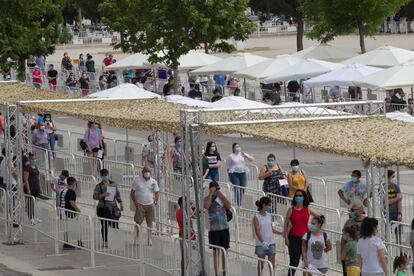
176, 209, 183, 237
289, 207, 310, 237
32, 70, 42, 84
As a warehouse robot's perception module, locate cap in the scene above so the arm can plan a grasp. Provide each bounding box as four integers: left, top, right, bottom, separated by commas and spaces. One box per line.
175, 136, 182, 143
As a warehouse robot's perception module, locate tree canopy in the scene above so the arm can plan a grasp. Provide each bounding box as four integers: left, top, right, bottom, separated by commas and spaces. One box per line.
302, 0, 409, 53
99, 0, 254, 91
0, 0, 66, 79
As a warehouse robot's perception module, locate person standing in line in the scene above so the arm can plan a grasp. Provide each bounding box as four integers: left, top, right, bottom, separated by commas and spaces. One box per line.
60, 177, 80, 250
93, 169, 123, 248
61, 52, 73, 71
32, 66, 43, 89
47, 64, 58, 91
85, 54, 96, 74
170, 136, 184, 174
288, 159, 308, 198
253, 197, 283, 276
284, 189, 318, 276
302, 215, 332, 275
44, 114, 57, 158
259, 153, 286, 196
202, 141, 222, 182
226, 142, 254, 207
340, 203, 367, 276
393, 255, 409, 276
79, 71, 90, 96
79, 53, 85, 74
341, 227, 360, 276
131, 166, 160, 245
51, 170, 69, 207
31, 122, 49, 150
204, 181, 231, 276
83, 121, 103, 171
338, 170, 368, 209
23, 153, 42, 223
357, 218, 389, 276
386, 170, 403, 247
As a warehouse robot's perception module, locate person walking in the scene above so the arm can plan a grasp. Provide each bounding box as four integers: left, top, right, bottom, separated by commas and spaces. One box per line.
288, 159, 309, 199
253, 197, 283, 276
357, 218, 389, 276
93, 169, 123, 248
284, 189, 318, 276
83, 121, 103, 173
302, 215, 332, 275
131, 166, 160, 245
202, 141, 222, 182
226, 142, 254, 207
204, 181, 231, 276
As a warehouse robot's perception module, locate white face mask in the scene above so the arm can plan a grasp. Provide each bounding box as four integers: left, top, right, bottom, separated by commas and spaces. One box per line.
144, 172, 150, 178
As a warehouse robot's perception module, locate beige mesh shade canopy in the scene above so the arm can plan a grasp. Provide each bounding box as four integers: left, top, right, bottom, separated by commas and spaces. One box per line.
1, 83, 413, 168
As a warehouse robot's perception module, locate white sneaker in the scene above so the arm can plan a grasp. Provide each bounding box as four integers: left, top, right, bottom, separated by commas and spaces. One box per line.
30, 219, 35, 225
147, 239, 152, 246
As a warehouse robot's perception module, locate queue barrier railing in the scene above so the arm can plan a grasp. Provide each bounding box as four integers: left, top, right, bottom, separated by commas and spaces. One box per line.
226, 249, 274, 276
0, 187, 7, 234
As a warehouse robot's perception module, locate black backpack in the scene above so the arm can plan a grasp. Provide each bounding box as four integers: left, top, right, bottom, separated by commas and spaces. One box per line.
305, 231, 328, 250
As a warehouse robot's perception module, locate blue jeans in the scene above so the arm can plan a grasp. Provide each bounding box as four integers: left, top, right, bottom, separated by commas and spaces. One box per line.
229, 172, 246, 207
48, 133, 56, 158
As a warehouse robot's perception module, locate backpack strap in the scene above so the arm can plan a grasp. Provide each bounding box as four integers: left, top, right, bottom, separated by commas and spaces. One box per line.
323, 232, 327, 245
305, 231, 312, 250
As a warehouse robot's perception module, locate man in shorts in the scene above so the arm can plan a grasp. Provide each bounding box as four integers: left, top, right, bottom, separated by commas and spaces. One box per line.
203, 181, 231, 276
60, 177, 80, 250
131, 166, 159, 245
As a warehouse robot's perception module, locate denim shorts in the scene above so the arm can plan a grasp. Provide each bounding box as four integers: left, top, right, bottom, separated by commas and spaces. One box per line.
255, 244, 276, 257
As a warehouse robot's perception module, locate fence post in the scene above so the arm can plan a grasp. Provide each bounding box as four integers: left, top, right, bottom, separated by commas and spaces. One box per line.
89, 216, 96, 268
33, 197, 38, 244
233, 207, 240, 254
322, 178, 328, 208
138, 224, 145, 275
54, 204, 60, 255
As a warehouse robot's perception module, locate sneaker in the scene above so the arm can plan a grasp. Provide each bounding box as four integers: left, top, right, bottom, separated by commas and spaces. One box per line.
103, 242, 108, 249
147, 239, 152, 246
62, 244, 75, 250
30, 219, 35, 225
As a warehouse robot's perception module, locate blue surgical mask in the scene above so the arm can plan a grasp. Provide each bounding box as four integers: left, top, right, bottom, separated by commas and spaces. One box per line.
351, 176, 357, 182
31, 159, 37, 166
265, 207, 272, 213
309, 224, 318, 233
234, 147, 241, 154
350, 211, 356, 220
295, 196, 304, 204
101, 175, 109, 182
267, 160, 275, 167
175, 142, 182, 148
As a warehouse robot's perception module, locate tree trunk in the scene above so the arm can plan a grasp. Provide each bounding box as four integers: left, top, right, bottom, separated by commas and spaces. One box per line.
17, 57, 26, 82
357, 20, 366, 53
296, 17, 304, 51
204, 42, 209, 54
78, 8, 82, 32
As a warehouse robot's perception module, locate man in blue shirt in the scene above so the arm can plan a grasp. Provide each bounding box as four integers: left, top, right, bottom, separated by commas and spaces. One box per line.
213, 74, 226, 88
338, 170, 368, 208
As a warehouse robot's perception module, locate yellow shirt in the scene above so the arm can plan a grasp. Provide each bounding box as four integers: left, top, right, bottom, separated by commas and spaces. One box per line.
288, 171, 306, 198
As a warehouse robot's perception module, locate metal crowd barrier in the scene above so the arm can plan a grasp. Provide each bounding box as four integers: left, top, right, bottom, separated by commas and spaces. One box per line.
226, 249, 273, 276
0, 187, 7, 234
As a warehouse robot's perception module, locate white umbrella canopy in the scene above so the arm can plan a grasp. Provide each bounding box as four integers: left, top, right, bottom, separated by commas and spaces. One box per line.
342, 46, 414, 68
263, 59, 344, 84
293, 44, 356, 62
88, 83, 161, 99
190, 53, 269, 75
304, 63, 383, 88
105, 53, 151, 70
143, 51, 223, 70
234, 55, 303, 80
165, 95, 214, 107
353, 59, 414, 89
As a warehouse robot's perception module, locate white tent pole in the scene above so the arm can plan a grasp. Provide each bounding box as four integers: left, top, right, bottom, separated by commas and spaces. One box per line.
125, 128, 129, 163
243, 78, 247, 98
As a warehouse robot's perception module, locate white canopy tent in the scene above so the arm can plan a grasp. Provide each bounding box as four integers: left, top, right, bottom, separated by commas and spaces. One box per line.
293, 44, 356, 62
165, 95, 213, 107
234, 55, 303, 80
88, 83, 161, 99
304, 63, 383, 88
189, 53, 269, 75
105, 53, 151, 70
263, 59, 344, 84
353, 60, 414, 89
145, 51, 223, 71
342, 46, 414, 68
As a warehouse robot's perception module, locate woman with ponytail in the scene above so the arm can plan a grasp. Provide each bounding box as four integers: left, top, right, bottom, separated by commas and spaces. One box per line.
253, 196, 283, 275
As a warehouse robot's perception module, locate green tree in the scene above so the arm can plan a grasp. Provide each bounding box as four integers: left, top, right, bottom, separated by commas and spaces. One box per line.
0, 0, 66, 80
302, 0, 409, 53
99, 0, 254, 92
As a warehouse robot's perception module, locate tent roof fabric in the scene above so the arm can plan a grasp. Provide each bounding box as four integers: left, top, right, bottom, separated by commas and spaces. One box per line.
1, 83, 413, 168
293, 44, 356, 62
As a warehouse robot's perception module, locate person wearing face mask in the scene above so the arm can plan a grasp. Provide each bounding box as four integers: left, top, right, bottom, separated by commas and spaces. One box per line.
202, 141, 222, 182
83, 121, 103, 173
31, 122, 49, 150
288, 159, 309, 199
170, 136, 184, 174
284, 189, 318, 276
44, 114, 57, 159
226, 142, 254, 207
259, 153, 287, 197
386, 170, 403, 248
302, 215, 331, 275
340, 203, 366, 276
23, 153, 41, 223
357, 218, 389, 276
253, 196, 283, 275
93, 169, 123, 248
338, 170, 368, 209
131, 166, 160, 245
